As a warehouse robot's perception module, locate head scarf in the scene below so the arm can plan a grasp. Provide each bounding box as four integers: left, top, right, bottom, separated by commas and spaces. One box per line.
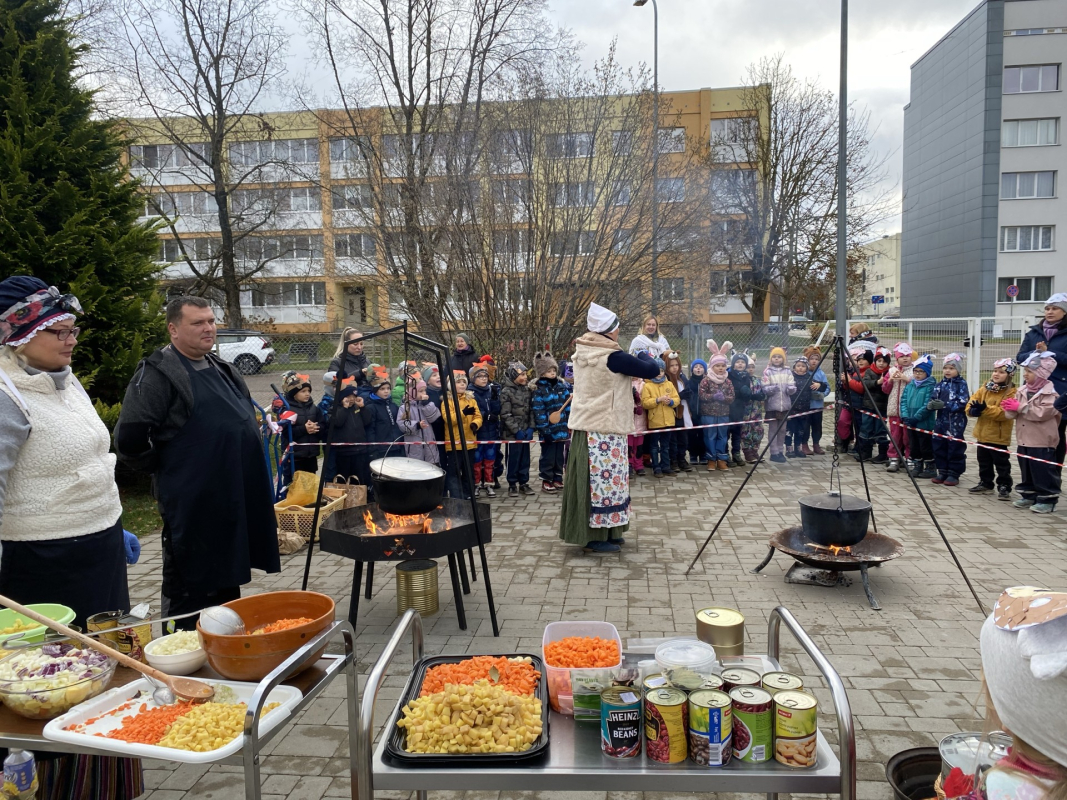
587, 302, 619, 334
0, 277, 82, 347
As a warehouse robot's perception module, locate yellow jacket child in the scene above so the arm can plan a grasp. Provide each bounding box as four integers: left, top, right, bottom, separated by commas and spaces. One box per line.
964, 380, 1017, 446
641, 372, 681, 430
443, 373, 482, 451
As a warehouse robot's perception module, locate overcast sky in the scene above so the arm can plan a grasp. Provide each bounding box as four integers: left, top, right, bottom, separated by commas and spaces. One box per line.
547, 0, 983, 234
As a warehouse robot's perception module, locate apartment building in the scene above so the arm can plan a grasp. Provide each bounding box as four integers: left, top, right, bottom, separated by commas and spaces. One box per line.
902, 0, 1067, 320
859, 233, 902, 316
130, 86, 760, 332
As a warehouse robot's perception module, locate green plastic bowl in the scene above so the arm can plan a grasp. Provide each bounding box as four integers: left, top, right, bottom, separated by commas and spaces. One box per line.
0, 605, 76, 644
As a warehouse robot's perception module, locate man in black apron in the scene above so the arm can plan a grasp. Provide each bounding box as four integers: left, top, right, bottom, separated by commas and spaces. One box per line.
116, 297, 279, 627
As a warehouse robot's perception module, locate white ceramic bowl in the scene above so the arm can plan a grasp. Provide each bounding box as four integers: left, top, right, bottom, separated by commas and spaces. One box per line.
144, 633, 207, 676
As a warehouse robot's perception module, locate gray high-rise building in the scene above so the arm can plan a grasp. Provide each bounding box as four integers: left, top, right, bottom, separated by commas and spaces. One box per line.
902, 0, 1067, 319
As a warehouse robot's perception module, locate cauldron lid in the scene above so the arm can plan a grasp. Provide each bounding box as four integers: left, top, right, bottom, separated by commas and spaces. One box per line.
370, 457, 446, 480
798, 492, 872, 512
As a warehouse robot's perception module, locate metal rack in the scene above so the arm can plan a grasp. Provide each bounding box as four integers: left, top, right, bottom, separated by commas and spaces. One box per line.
359, 607, 855, 800
0, 620, 358, 800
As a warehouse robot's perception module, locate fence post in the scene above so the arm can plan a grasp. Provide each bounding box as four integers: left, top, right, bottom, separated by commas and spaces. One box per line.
968, 318, 981, 391
907, 322, 913, 347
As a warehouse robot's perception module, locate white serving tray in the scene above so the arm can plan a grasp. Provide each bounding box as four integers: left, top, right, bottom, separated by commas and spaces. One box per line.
42, 678, 302, 764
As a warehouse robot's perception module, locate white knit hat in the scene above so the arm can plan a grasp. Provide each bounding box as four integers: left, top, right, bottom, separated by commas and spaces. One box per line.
587, 302, 619, 334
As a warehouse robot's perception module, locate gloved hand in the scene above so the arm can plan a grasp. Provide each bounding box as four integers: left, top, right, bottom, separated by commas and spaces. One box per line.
967, 401, 986, 418
636, 351, 654, 363
901, 418, 915, 427
712, 391, 725, 402
123, 529, 141, 565
926, 399, 945, 411
522, 428, 533, 440
1000, 397, 1020, 412
271, 397, 284, 413
462, 406, 476, 416
469, 422, 479, 433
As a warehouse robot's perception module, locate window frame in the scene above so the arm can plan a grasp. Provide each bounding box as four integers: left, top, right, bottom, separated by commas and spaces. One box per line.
1002, 118, 1059, 147
1001, 171, 1057, 199
657, 127, 686, 154
1000, 225, 1055, 252
997, 275, 1054, 303
1003, 64, 1060, 94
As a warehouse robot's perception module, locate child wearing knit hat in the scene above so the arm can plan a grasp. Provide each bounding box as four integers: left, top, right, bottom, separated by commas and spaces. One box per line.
642, 357, 681, 477
964, 358, 1017, 499
927, 353, 970, 486
686, 359, 709, 464
500, 361, 535, 497
468, 360, 501, 497
801, 346, 829, 456
398, 378, 442, 465
663, 352, 695, 473
763, 347, 796, 462
1002, 351, 1062, 512
531, 352, 571, 492
698, 341, 735, 471
882, 342, 915, 473
280, 371, 324, 476
900, 355, 937, 478
727, 353, 752, 466
740, 355, 767, 462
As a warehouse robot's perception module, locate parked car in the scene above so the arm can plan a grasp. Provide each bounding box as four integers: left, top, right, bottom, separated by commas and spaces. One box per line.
216, 329, 276, 374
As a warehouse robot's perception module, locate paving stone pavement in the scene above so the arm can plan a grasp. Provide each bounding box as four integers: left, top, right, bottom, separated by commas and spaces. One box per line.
125, 441, 1067, 800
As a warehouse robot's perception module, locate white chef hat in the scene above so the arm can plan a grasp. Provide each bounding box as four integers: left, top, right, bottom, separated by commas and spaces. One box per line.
587, 302, 619, 334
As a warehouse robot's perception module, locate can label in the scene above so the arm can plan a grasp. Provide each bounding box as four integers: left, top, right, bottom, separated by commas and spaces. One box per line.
730, 687, 772, 763
688, 690, 732, 767
644, 688, 688, 764
774, 690, 818, 768
573, 673, 611, 721
601, 688, 642, 758
115, 614, 153, 664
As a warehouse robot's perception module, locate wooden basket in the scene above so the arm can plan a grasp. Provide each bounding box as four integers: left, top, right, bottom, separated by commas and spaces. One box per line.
274, 488, 346, 543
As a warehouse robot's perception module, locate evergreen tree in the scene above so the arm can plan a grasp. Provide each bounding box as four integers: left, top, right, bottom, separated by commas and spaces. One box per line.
0, 0, 164, 404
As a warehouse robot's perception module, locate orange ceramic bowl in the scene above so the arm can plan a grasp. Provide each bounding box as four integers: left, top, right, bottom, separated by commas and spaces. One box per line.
197, 591, 335, 682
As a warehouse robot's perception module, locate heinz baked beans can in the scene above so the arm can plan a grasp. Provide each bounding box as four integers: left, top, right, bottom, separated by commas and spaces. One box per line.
687, 689, 732, 766
601, 687, 642, 759
720, 667, 761, 692
762, 671, 804, 693
774, 690, 818, 768
644, 687, 688, 764
730, 686, 773, 763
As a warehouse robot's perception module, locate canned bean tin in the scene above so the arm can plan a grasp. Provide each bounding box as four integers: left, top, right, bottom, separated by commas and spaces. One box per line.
687, 689, 732, 766
642, 674, 669, 691
729, 686, 773, 763
601, 687, 642, 759
774, 690, 818, 768
762, 671, 804, 693
720, 667, 761, 692
115, 614, 153, 664
644, 687, 688, 764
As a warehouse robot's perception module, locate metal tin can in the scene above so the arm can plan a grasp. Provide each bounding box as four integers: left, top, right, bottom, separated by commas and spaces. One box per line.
642, 674, 670, 692
730, 686, 773, 763
696, 607, 744, 656
773, 690, 818, 768
115, 614, 153, 664
688, 689, 732, 766
601, 687, 642, 758
720, 667, 761, 692
85, 611, 123, 650
762, 671, 804, 693
644, 687, 688, 764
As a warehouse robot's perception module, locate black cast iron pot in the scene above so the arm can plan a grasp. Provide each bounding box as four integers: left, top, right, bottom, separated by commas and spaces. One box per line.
369, 457, 446, 515
797, 492, 871, 547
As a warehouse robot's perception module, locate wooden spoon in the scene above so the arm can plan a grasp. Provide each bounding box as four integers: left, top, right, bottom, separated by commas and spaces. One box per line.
0, 594, 214, 703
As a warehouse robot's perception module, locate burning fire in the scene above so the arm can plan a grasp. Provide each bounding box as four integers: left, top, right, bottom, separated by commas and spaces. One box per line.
806, 542, 854, 556
362, 509, 449, 536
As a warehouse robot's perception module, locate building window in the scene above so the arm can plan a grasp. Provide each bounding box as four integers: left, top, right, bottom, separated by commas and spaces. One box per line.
334, 233, 376, 258
1001, 225, 1054, 251
328, 136, 370, 162
158, 237, 219, 262
550, 230, 596, 256
656, 226, 701, 253
1002, 118, 1059, 147
657, 127, 686, 154
612, 229, 634, 254
653, 277, 686, 303
332, 184, 374, 210
493, 229, 530, 254
230, 138, 318, 166
612, 131, 634, 156
1001, 171, 1056, 199
250, 281, 327, 307
656, 177, 685, 203
998, 276, 1053, 302
280, 187, 321, 212
710, 117, 756, 144
547, 132, 594, 158
237, 235, 324, 262
1003, 65, 1059, 94
144, 191, 217, 217
613, 180, 632, 206
130, 143, 207, 170
553, 181, 595, 207
491, 178, 531, 206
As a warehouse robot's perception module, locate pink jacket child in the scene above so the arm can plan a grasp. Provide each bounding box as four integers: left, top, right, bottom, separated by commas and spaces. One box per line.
1002, 351, 1062, 511
628, 378, 648, 474
762, 347, 796, 460
881, 342, 915, 469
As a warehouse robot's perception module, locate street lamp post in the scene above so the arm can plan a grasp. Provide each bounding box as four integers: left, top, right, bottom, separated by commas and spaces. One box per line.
835, 0, 848, 339
634, 0, 659, 316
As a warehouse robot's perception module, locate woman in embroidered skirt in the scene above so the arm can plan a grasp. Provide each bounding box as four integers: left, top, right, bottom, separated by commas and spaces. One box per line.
559, 303, 660, 554
0, 277, 142, 799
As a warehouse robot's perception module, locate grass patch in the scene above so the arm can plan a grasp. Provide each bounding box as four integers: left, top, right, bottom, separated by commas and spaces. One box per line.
118, 481, 162, 538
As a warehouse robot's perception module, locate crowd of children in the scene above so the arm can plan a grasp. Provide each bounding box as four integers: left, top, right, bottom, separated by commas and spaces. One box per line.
271, 326, 1063, 514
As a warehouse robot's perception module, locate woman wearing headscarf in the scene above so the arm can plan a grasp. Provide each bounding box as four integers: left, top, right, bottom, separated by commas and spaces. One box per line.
449, 332, 481, 375
0, 276, 142, 799
628, 315, 671, 358
559, 304, 659, 553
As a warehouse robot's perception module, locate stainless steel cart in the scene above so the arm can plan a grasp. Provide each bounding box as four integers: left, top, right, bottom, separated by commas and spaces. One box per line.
360, 607, 855, 800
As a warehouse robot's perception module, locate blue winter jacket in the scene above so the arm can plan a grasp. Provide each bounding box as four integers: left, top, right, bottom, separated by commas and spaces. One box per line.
531, 377, 572, 442
361, 394, 403, 458
931, 375, 970, 439
900, 378, 936, 431
471, 381, 502, 442
810, 368, 829, 409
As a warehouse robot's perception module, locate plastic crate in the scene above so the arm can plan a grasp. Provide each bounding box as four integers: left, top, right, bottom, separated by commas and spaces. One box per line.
541, 620, 622, 717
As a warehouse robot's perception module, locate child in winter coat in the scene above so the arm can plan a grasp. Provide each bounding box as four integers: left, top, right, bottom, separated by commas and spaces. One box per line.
787, 358, 814, 459
281, 370, 324, 475
629, 378, 648, 476
360, 373, 404, 460
842, 347, 871, 458
443, 371, 482, 499
391, 361, 418, 404
881, 342, 914, 473
330, 384, 369, 486
499, 361, 535, 497
857, 348, 891, 464
698, 341, 735, 471
965, 358, 1017, 499
398, 378, 442, 465
763, 347, 796, 462
900, 355, 937, 478
642, 357, 681, 477
1003, 351, 1062, 513
928, 353, 970, 486
664, 352, 694, 473
469, 362, 502, 497
803, 346, 829, 455
687, 360, 708, 464
531, 352, 571, 493
727, 353, 753, 466
741, 358, 766, 462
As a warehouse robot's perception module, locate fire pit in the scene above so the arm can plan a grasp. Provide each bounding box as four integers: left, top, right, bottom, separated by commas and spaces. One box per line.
750, 526, 905, 610
319, 498, 494, 631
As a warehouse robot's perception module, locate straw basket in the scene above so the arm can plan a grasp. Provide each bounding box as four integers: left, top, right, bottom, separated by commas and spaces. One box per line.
275, 488, 346, 543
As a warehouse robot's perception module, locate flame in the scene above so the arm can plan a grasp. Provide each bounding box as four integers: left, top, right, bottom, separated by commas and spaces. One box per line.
362, 509, 434, 535
363, 509, 380, 536
828, 545, 853, 556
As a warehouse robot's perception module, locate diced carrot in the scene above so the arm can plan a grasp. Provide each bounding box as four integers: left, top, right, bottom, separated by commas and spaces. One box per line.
543, 636, 619, 668
419, 656, 541, 697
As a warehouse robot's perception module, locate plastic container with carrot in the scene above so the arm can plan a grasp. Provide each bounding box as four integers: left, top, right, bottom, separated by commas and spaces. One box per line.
541, 621, 622, 717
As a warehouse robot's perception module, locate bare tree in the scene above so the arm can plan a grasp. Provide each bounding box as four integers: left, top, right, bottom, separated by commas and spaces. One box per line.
707, 55, 892, 322
113, 0, 299, 326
